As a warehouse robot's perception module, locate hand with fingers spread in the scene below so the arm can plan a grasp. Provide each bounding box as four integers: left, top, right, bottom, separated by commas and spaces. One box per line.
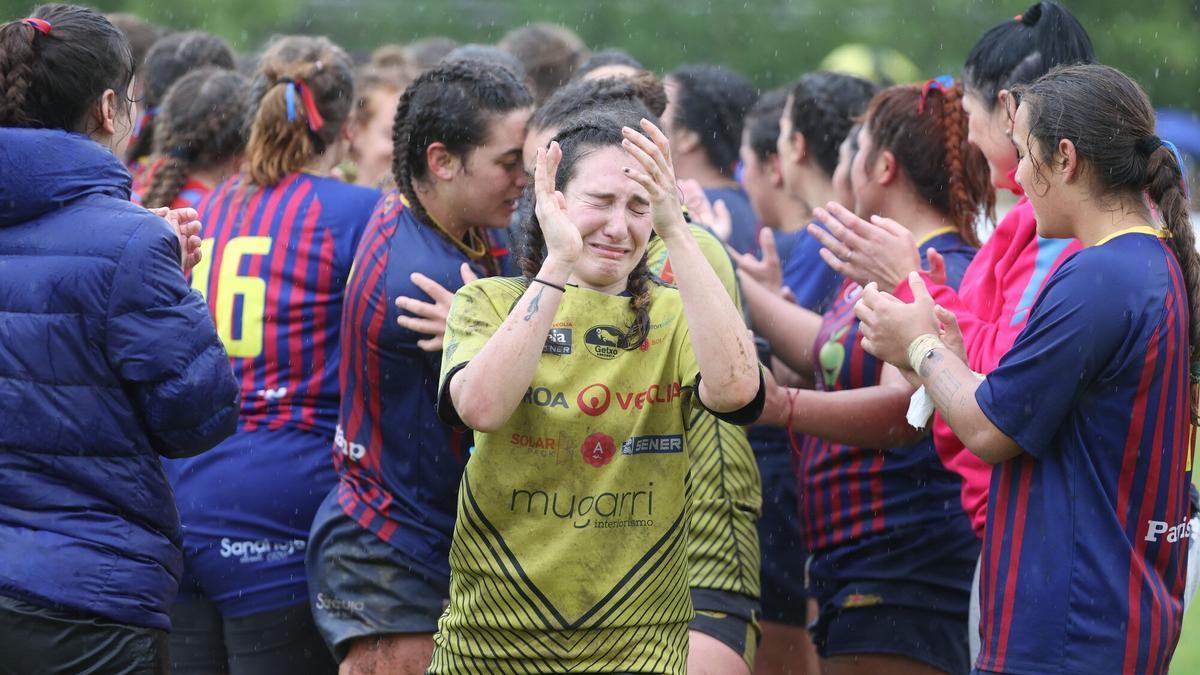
809, 202, 921, 290
680, 179, 733, 242
729, 227, 784, 293
395, 263, 480, 352
621, 120, 689, 242
152, 206, 204, 274
854, 271, 941, 369
534, 142, 583, 269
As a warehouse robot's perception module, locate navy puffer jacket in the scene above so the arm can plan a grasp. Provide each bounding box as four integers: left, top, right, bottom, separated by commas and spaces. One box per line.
0, 128, 239, 630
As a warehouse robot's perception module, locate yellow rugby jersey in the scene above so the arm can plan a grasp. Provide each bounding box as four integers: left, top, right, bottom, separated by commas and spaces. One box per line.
430, 277, 700, 674
647, 225, 763, 599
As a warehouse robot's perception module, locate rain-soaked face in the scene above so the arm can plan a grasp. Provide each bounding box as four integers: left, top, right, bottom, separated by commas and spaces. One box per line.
963, 87, 1018, 191
447, 106, 533, 230
560, 145, 654, 294
1011, 101, 1068, 238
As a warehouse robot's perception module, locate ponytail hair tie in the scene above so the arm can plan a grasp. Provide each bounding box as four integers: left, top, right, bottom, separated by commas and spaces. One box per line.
1161, 139, 1191, 201
21, 17, 51, 35
1136, 135, 1163, 156
279, 77, 326, 133
918, 74, 955, 115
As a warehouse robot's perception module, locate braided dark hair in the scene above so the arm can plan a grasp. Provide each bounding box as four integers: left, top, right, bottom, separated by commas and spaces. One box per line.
0, 4, 133, 131
531, 74, 666, 136
124, 31, 234, 164
245, 35, 355, 187
667, 64, 757, 176
520, 112, 658, 351
391, 58, 532, 272
141, 67, 249, 209
863, 82, 994, 246
787, 71, 878, 177
1017, 64, 1199, 374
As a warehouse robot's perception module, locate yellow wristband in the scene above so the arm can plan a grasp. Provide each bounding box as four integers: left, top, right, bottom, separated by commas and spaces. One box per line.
907, 333, 945, 372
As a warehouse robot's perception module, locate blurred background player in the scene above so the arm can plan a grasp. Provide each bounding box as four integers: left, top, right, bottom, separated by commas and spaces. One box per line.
0, 5, 238, 671
347, 65, 409, 189
664, 64, 760, 255
136, 67, 250, 210
499, 22, 588, 105
164, 34, 380, 675
306, 59, 532, 674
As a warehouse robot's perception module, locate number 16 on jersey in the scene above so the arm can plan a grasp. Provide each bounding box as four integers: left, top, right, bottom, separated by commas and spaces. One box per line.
189, 236, 272, 359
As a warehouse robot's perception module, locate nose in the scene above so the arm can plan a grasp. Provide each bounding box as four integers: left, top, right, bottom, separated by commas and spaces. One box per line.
601, 208, 631, 241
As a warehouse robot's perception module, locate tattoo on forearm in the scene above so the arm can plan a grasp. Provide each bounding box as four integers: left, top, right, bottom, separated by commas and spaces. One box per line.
524, 286, 545, 322
918, 349, 943, 378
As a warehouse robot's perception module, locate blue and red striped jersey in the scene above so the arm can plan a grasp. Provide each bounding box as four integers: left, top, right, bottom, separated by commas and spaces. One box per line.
974, 230, 1192, 675
192, 172, 380, 437
334, 191, 487, 580
798, 229, 976, 552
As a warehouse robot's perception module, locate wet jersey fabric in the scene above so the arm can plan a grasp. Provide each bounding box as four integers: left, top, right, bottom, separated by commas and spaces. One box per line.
0, 128, 239, 631
647, 225, 763, 600
799, 230, 976, 552
974, 230, 1192, 675
164, 172, 379, 615
704, 185, 760, 256
893, 196, 1080, 537
430, 278, 701, 673
778, 222, 844, 315
331, 192, 484, 581
131, 159, 212, 210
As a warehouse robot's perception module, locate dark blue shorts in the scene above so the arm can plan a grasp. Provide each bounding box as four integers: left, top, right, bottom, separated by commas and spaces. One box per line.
807, 520, 978, 675
752, 436, 808, 625
689, 588, 762, 670
305, 489, 449, 662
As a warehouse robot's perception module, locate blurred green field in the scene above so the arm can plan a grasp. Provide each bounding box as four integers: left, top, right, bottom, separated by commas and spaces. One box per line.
1176, 606, 1200, 672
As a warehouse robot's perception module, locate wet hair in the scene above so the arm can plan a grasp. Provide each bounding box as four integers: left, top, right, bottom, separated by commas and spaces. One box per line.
667, 64, 756, 176
0, 4, 134, 131
369, 43, 408, 71
531, 74, 665, 135
126, 31, 235, 163
499, 23, 587, 104
574, 49, 642, 81
787, 71, 878, 177
105, 13, 169, 74
403, 36, 457, 74
964, 1, 1094, 110
444, 44, 527, 81
521, 112, 657, 350
863, 81, 994, 246
245, 35, 355, 186
392, 59, 532, 270
1016, 64, 1199, 368
744, 87, 789, 162
141, 67, 250, 209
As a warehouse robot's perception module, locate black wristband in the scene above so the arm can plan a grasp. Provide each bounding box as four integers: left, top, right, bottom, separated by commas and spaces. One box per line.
531, 277, 566, 293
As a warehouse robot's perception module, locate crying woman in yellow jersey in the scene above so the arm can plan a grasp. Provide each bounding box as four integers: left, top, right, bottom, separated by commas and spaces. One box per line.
432, 112, 765, 673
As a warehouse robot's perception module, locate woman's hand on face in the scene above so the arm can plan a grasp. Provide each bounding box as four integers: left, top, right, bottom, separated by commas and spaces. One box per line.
534, 142, 583, 268
854, 272, 941, 369
809, 202, 921, 290
621, 119, 689, 241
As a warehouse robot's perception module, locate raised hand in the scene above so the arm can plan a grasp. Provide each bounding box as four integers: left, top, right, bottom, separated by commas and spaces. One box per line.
679, 179, 732, 242
729, 227, 784, 293
533, 142, 583, 268
621, 119, 689, 241
395, 263, 480, 352
809, 202, 921, 290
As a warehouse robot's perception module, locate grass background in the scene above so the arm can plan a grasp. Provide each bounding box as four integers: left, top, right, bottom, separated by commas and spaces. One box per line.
1176, 604, 1200, 671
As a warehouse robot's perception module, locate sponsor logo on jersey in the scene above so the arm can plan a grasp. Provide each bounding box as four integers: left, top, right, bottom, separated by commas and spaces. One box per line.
1145, 517, 1194, 543
509, 481, 654, 529
842, 593, 884, 609
510, 432, 573, 464
315, 592, 366, 616
584, 325, 624, 359
581, 432, 616, 467
577, 382, 684, 417
334, 424, 366, 461
219, 537, 307, 564
257, 387, 288, 402
621, 434, 684, 456
523, 386, 569, 409
543, 327, 572, 355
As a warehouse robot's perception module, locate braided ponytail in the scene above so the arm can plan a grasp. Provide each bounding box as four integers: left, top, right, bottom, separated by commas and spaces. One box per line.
1148, 147, 1199, 367
0, 5, 133, 132
246, 35, 355, 187
141, 67, 249, 208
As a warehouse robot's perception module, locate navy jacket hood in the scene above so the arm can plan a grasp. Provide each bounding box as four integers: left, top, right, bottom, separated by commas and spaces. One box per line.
0, 127, 131, 227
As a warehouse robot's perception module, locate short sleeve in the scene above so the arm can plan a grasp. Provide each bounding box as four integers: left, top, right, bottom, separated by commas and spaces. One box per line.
974, 256, 1130, 458
436, 280, 512, 426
